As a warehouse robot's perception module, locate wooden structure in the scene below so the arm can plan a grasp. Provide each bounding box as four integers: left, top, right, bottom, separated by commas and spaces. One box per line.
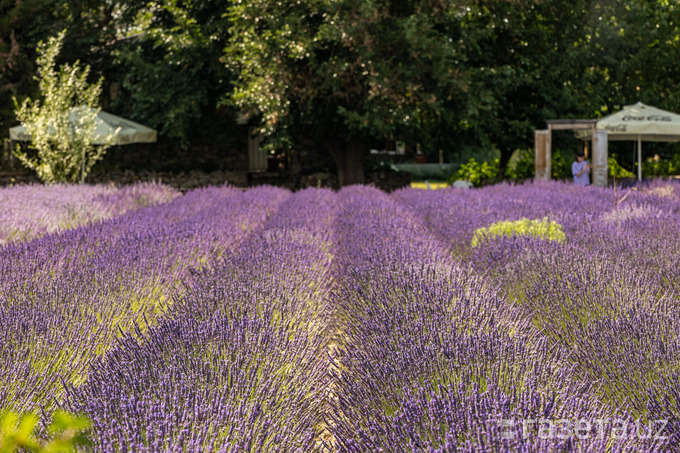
237, 111, 269, 173
247, 133, 267, 172
535, 119, 608, 187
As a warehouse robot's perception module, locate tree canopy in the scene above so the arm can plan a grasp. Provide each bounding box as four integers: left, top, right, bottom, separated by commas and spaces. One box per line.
226, 0, 467, 184
2, 0, 680, 183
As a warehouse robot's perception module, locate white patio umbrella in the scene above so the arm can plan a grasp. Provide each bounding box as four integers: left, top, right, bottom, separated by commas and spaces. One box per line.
9, 108, 157, 145
575, 102, 680, 181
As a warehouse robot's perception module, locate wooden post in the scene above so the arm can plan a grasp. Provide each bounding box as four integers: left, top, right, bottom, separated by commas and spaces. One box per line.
592, 129, 608, 187
535, 129, 551, 180
583, 140, 589, 159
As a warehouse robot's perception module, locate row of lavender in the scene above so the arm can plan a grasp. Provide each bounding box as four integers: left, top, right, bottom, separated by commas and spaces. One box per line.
66, 188, 340, 451
2, 181, 679, 451
327, 184, 669, 451
0, 182, 179, 245
0, 185, 288, 415
391, 181, 680, 450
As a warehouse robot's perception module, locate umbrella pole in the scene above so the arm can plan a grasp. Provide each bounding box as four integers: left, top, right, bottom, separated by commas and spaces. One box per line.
637, 135, 642, 182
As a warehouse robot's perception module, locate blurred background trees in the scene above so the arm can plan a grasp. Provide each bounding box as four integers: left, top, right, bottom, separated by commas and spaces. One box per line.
1, 0, 680, 184
226, 0, 467, 185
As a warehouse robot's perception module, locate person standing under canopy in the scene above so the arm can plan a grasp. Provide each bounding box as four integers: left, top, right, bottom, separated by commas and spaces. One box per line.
572, 150, 591, 186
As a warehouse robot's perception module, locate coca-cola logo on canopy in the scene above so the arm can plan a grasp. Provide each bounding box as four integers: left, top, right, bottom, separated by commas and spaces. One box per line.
605, 124, 628, 132
621, 115, 672, 122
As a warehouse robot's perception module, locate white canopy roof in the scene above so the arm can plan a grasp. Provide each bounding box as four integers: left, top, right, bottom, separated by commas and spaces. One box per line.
575, 102, 680, 142
574, 102, 680, 181
9, 108, 157, 145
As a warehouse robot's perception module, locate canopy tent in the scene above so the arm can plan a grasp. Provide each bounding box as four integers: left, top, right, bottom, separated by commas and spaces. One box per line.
9, 108, 157, 145
575, 102, 680, 181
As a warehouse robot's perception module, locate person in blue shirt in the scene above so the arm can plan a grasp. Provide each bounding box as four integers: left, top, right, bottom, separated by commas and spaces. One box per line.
572, 150, 591, 186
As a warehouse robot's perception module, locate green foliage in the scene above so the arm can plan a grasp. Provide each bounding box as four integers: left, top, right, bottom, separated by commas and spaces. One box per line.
505, 149, 534, 180
0, 410, 90, 452
451, 157, 499, 187
471, 217, 566, 248
4, 0, 680, 175
609, 155, 635, 178
0, 0, 65, 138
642, 154, 680, 177
551, 151, 572, 180
580, 1, 680, 113
453, 0, 593, 172
13, 30, 113, 183
109, 1, 235, 147
225, 0, 465, 181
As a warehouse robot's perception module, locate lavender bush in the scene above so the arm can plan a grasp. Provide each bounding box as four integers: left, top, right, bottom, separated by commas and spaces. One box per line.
65, 188, 338, 451
1, 180, 679, 451
0, 182, 180, 245
0, 185, 288, 416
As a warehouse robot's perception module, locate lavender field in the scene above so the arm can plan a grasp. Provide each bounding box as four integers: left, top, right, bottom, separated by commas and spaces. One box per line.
0, 182, 179, 245
1, 180, 680, 452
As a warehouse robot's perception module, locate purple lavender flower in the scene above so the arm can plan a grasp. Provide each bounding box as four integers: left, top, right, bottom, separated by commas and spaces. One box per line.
2, 180, 679, 451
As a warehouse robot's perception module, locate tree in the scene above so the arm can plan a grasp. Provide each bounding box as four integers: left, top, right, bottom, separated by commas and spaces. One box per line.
13, 30, 113, 183
451, 0, 680, 177
6, 0, 680, 181
447, 0, 597, 176
0, 0, 65, 138
106, 1, 236, 148
578, 0, 680, 111
226, 0, 466, 185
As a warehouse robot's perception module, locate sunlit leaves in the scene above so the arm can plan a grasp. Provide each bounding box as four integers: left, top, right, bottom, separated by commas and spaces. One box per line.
13, 30, 112, 183
471, 217, 566, 247
108, 1, 234, 146
225, 0, 466, 149
0, 410, 91, 452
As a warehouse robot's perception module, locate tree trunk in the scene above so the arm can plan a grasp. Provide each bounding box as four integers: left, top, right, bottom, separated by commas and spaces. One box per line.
326, 137, 365, 186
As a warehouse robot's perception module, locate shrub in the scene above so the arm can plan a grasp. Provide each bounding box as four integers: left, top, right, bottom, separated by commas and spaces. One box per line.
506, 149, 534, 180
471, 217, 566, 247
609, 155, 635, 178
13, 30, 113, 184
505, 149, 572, 181
643, 153, 680, 177
451, 158, 499, 187
551, 151, 572, 180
